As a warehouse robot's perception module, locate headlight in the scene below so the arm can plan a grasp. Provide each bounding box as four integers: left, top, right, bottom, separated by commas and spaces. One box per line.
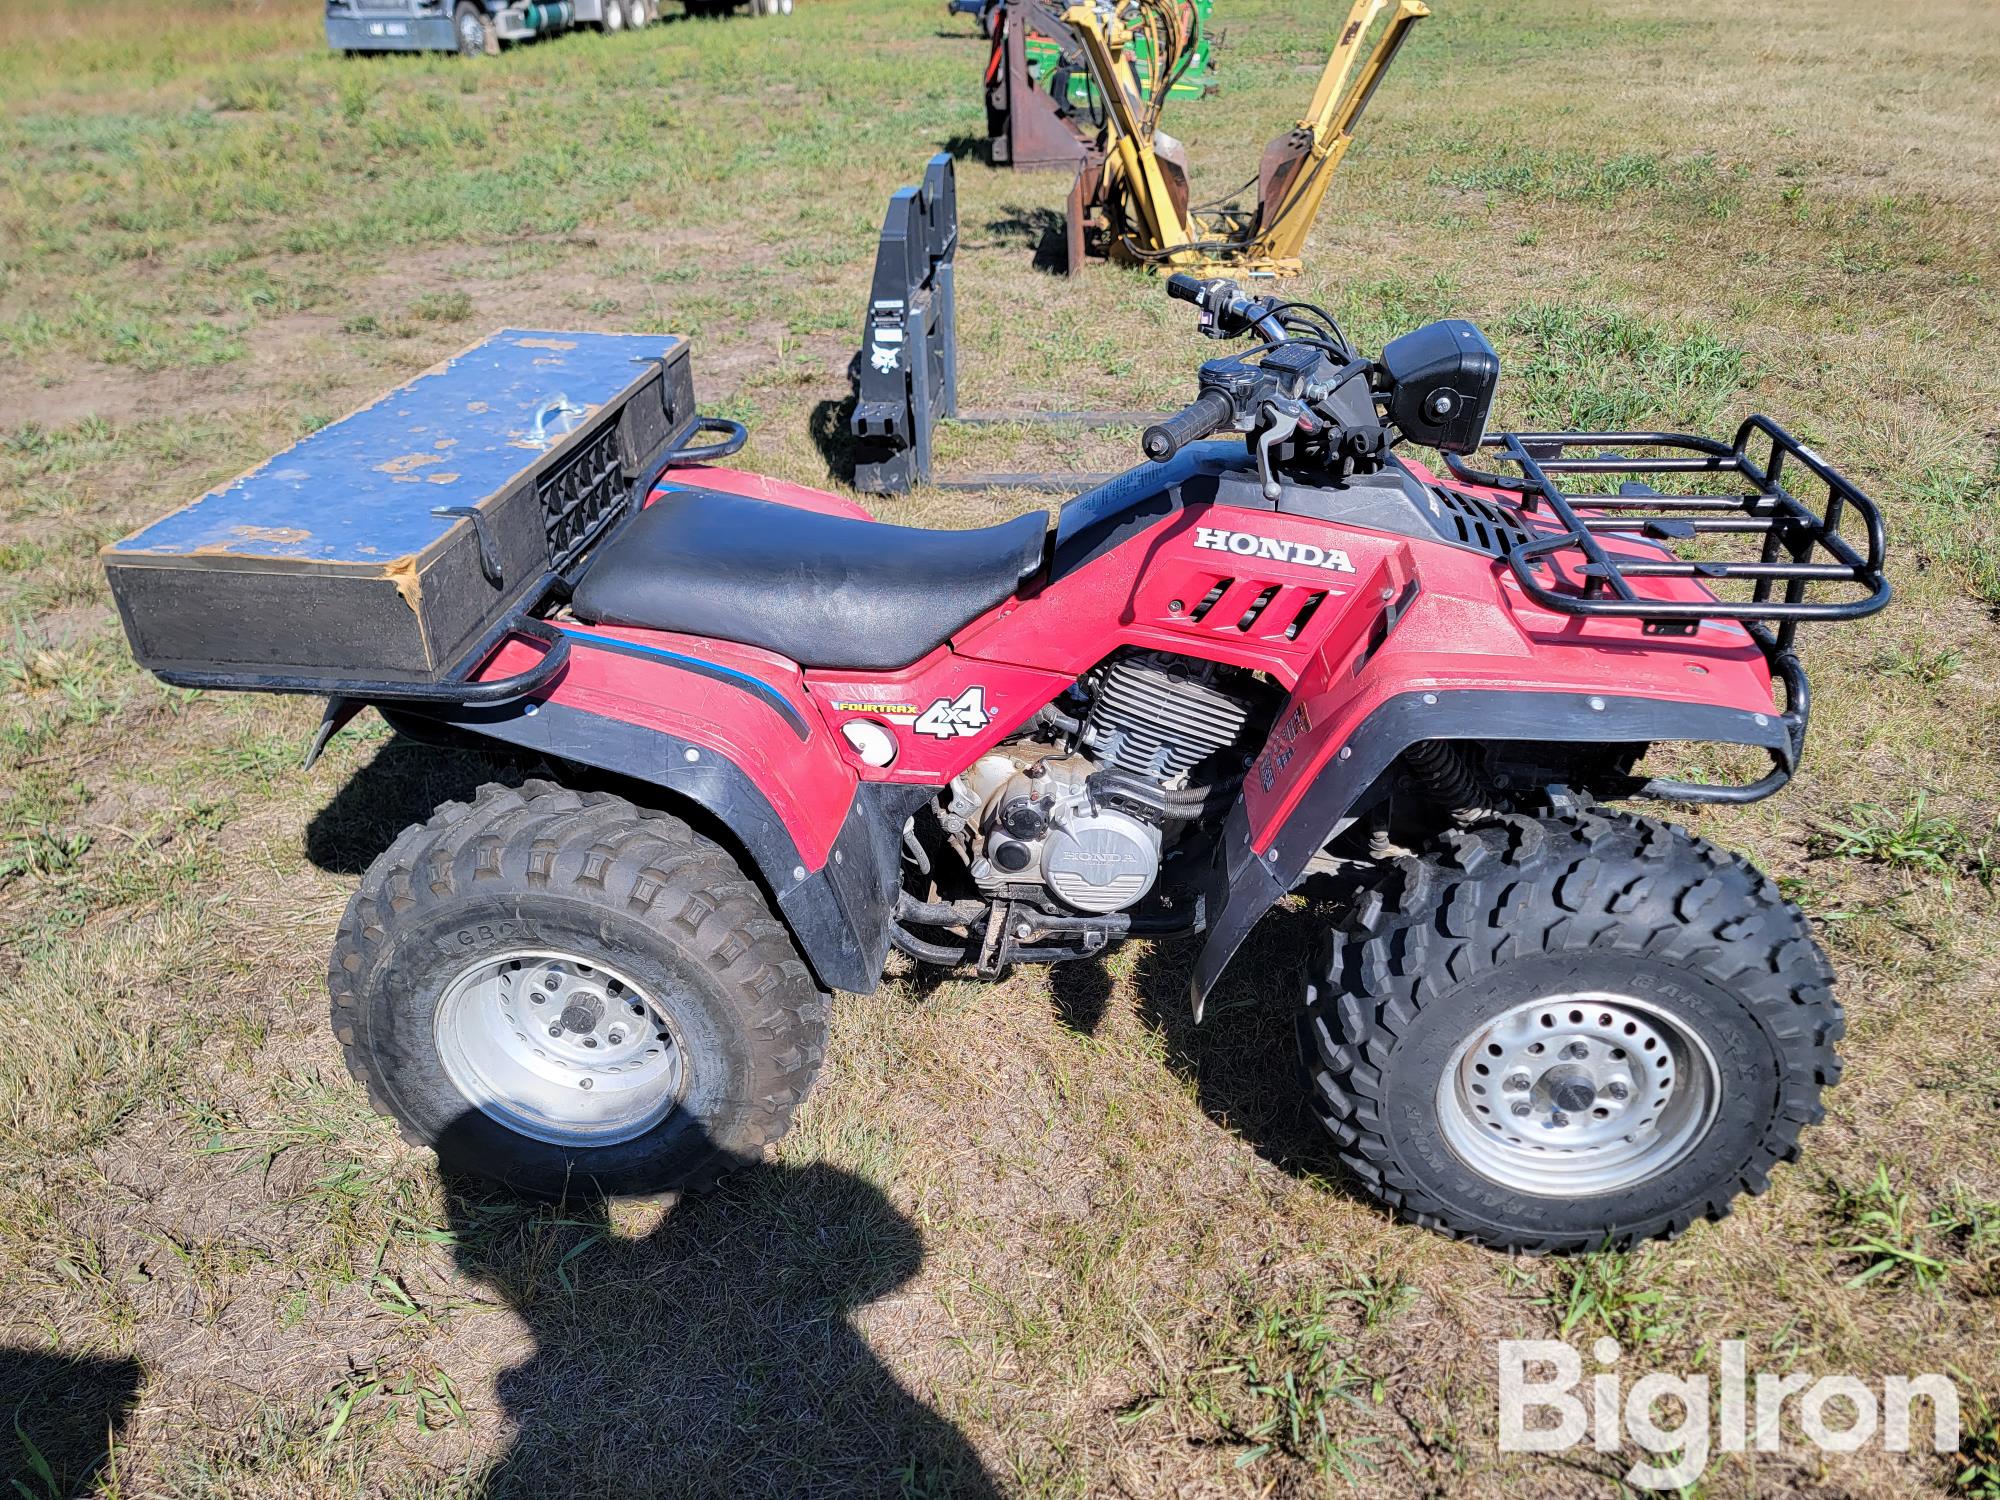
1378, 318, 1499, 456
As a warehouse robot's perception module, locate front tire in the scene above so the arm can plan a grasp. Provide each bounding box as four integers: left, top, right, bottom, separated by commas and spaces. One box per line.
1299, 811, 1842, 1252
329, 780, 827, 1197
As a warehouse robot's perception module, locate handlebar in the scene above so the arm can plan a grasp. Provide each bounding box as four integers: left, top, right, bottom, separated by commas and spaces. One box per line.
1166, 272, 1292, 344
1142, 388, 1234, 462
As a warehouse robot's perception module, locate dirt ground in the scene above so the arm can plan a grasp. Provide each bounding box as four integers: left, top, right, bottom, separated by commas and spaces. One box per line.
1, 0, 1997, 1494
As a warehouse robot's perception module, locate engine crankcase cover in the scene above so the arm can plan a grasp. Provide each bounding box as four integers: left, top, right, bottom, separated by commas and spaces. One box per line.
1041, 808, 1161, 914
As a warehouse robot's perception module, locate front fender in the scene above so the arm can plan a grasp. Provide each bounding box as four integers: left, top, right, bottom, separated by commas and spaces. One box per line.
1188, 685, 1794, 1014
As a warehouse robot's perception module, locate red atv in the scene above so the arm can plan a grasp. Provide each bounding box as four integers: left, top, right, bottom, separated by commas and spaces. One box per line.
146, 278, 1890, 1251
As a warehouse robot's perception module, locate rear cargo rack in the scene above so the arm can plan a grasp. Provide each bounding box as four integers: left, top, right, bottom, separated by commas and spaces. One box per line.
1443, 415, 1890, 647
1443, 415, 1889, 806
152, 579, 574, 705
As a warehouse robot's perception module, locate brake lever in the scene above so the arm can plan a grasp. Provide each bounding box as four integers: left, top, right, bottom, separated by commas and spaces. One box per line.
1254, 403, 1305, 501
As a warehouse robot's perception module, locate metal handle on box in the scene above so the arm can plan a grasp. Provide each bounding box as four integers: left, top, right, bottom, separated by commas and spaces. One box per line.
664, 417, 749, 464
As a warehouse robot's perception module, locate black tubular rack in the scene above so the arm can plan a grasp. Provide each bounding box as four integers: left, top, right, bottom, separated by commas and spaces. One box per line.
1443, 415, 1890, 804
1444, 416, 1889, 642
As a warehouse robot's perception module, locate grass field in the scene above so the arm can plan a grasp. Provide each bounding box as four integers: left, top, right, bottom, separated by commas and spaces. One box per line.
2, 0, 1999, 1493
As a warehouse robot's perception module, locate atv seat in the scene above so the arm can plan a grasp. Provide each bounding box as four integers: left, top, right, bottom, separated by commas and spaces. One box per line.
571, 487, 1048, 671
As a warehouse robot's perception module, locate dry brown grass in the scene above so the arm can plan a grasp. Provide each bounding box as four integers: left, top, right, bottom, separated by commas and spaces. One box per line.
1, 0, 1998, 1493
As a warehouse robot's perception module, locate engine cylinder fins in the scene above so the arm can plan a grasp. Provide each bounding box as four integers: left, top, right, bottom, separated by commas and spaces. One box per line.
1080, 655, 1256, 783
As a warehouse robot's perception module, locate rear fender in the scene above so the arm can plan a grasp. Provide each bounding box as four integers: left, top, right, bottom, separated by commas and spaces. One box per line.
414, 623, 927, 994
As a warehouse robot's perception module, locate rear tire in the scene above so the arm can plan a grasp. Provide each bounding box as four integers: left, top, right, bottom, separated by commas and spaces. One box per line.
601, 0, 626, 30
1298, 810, 1842, 1253
329, 779, 827, 1197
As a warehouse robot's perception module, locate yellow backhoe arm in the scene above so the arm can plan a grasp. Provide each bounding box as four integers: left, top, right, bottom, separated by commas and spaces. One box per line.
1062, 1, 1203, 262
1240, 0, 1429, 269
1300, 0, 1390, 139
1056, 0, 1429, 275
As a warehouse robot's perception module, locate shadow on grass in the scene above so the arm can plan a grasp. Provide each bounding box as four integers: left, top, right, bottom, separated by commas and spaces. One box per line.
304, 718, 551, 876
978, 207, 1067, 275
0, 1348, 142, 1496
938, 132, 992, 164
1056, 901, 1352, 1183
436, 1115, 997, 1498
809, 393, 858, 487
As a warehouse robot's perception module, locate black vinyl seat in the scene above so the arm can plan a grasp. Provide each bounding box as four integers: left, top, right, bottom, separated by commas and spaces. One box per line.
570, 487, 1049, 671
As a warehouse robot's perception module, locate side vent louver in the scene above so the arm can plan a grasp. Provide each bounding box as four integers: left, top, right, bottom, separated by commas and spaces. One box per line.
1285, 590, 1327, 640
1176, 576, 1334, 644
1189, 580, 1231, 621
1432, 486, 1534, 557
1235, 585, 1280, 632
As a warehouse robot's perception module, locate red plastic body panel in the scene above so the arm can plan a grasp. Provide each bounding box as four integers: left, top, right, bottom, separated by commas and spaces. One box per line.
479, 622, 859, 868
474, 459, 1778, 877
655, 464, 877, 521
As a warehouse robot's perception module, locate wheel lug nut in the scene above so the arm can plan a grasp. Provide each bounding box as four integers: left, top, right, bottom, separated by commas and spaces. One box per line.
608, 1030, 624, 1046
548, 1026, 562, 1038
1551, 1110, 1570, 1127
579, 1078, 593, 1091
1504, 1073, 1530, 1092
1511, 1102, 1530, 1117
1607, 1082, 1629, 1101
1562, 1042, 1588, 1060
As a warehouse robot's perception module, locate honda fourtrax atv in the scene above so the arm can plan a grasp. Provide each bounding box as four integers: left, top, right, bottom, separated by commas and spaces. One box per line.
105, 283, 1888, 1251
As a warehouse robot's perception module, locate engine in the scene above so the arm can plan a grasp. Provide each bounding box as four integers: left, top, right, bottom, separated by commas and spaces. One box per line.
1078, 654, 1256, 783
947, 654, 1264, 916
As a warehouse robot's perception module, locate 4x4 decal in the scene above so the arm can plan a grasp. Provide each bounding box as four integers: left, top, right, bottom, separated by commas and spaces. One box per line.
913, 686, 992, 739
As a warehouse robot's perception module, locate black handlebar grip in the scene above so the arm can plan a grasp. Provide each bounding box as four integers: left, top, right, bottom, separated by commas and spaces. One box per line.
1142, 388, 1233, 462
1165, 272, 1206, 305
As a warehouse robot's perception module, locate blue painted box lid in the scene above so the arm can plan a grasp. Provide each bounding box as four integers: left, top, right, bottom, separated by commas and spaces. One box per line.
110, 329, 684, 567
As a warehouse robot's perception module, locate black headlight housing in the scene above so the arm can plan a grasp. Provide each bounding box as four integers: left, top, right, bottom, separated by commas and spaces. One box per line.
1377, 319, 1499, 455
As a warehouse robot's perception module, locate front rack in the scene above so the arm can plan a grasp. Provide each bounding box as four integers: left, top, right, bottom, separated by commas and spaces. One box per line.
1442, 416, 1890, 805
1443, 415, 1890, 652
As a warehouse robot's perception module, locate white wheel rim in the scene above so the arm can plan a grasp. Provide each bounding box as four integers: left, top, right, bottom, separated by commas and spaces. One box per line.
1435, 992, 1719, 1197
435, 949, 687, 1147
